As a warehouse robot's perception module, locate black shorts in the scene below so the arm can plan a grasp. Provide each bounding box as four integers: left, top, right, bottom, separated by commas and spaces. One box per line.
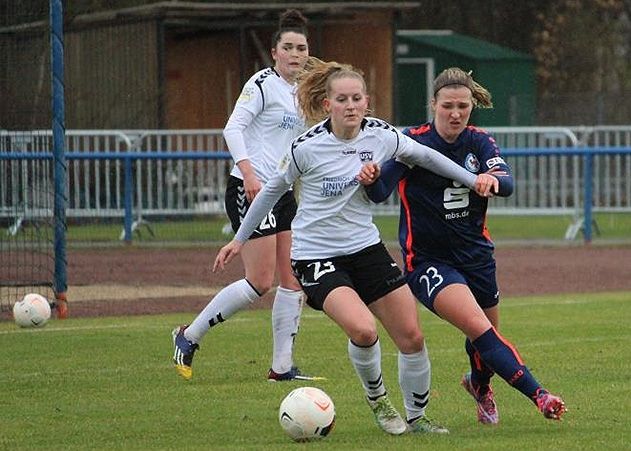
224, 175, 297, 239
291, 242, 406, 311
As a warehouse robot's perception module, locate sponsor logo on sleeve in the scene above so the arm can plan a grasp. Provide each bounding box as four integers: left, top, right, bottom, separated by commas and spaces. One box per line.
237, 86, 255, 103
278, 153, 290, 172
485, 156, 506, 168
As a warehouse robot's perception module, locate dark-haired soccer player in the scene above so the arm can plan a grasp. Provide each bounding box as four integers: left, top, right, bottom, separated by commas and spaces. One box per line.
172, 9, 318, 382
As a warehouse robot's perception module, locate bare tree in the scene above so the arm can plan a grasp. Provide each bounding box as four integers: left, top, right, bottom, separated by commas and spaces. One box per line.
533, 0, 631, 123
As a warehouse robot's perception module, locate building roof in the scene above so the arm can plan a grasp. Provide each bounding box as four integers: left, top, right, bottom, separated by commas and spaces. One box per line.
397, 30, 532, 61
1, 2, 421, 33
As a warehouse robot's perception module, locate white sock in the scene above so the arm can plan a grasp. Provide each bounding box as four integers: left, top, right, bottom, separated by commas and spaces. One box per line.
271, 287, 303, 374
184, 279, 260, 344
348, 339, 386, 399
398, 344, 431, 422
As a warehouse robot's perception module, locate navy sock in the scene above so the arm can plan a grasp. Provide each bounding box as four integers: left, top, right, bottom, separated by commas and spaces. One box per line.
465, 338, 494, 390
472, 327, 542, 402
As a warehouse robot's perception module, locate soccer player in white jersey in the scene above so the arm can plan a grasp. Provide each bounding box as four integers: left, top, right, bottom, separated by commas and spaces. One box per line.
214, 58, 500, 435
172, 10, 320, 382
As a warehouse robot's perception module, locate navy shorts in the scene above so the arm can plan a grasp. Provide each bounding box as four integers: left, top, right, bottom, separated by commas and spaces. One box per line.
291, 242, 406, 311
406, 258, 499, 314
224, 175, 297, 239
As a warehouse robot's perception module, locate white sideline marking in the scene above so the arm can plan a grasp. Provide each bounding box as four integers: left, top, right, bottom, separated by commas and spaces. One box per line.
64, 284, 213, 302
0, 323, 139, 335
0, 312, 328, 335
1, 297, 625, 335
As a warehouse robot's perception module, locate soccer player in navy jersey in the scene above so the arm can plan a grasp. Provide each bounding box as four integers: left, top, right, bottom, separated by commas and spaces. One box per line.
359, 67, 566, 423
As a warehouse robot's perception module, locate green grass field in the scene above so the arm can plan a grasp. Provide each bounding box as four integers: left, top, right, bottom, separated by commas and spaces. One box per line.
1, 292, 630, 450
54, 213, 631, 244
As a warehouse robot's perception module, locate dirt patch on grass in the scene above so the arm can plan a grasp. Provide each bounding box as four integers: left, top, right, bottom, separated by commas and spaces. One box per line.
54, 244, 631, 318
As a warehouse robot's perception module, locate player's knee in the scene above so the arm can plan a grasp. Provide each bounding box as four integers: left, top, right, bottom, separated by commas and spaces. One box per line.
257, 283, 273, 295
248, 283, 271, 295
246, 276, 274, 295
279, 275, 301, 291
348, 323, 378, 347
398, 327, 424, 354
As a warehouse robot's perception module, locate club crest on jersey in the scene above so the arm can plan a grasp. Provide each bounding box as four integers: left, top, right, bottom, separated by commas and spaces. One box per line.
464, 153, 480, 172
359, 150, 373, 162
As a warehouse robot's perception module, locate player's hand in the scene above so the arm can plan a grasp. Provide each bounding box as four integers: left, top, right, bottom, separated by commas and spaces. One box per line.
475, 166, 509, 197
474, 172, 499, 197
213, 239, 243, 272
243, 174, 262, 203
356, 163, 381, 185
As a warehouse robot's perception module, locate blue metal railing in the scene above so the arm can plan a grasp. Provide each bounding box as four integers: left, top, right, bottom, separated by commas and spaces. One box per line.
0, 151, 231, 242
1, 147, 630, 243
501, 147, 631, 242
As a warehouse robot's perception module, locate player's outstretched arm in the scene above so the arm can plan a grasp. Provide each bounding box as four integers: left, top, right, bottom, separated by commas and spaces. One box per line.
401, 138, 478, 188
401, 137, 500, 198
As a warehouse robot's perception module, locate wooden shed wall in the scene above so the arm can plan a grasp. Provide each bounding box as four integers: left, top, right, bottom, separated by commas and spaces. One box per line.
164, 31, 241, 129
65, 21, 160, 129
163, 10, 396, 128
319, 11, 394, 122
2, 9, 397, 130
0, 32, 51, 129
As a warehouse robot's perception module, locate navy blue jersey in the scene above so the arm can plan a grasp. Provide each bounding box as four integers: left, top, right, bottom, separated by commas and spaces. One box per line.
366, 122, 513, 271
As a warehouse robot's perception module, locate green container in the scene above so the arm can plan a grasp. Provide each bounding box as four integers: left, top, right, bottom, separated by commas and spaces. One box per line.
395, 30, 536, 127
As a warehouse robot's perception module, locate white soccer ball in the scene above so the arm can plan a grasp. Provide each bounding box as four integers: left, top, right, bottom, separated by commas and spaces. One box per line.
279, 387, 335, 442
13, 293, 52, 328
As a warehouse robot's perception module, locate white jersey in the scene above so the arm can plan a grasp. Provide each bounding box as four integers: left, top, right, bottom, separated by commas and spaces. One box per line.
235, 117, 478, 260
223, 67, 306, 183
